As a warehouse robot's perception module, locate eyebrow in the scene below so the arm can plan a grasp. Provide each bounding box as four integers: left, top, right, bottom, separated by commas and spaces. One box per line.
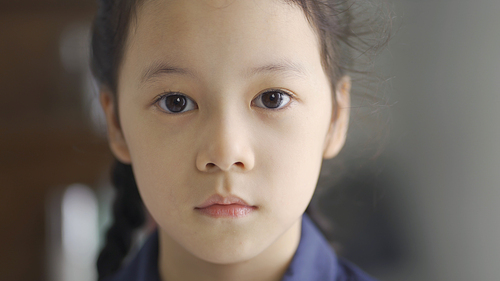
141, 60, 196, 84
246, 59, 309, 79
140, 58, 309, 85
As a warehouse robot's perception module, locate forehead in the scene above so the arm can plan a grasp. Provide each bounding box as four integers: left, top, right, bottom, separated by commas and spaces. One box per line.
121, 0, 322, 85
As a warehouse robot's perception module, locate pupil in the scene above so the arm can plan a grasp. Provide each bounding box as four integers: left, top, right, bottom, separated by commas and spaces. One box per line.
166, 95, 187, 112
263, 92, 282, 108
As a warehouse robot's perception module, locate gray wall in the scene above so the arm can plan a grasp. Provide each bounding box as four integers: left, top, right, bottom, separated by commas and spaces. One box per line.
378, 0, 500, 280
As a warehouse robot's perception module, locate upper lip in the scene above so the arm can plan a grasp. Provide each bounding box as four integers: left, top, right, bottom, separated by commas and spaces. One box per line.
195, 194, 253, 209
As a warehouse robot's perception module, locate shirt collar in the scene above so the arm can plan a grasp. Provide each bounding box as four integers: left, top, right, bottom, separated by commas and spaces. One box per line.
281, 213, 339, 281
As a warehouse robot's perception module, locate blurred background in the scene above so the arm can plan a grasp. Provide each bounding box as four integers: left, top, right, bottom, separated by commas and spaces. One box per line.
1, 0, 499, 280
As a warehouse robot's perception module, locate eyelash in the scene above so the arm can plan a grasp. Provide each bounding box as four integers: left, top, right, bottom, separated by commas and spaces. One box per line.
153, 89, 295, 114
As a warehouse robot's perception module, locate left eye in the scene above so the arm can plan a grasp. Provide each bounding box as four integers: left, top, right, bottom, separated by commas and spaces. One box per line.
156, 93, 197, 114
253, 90, 292, 109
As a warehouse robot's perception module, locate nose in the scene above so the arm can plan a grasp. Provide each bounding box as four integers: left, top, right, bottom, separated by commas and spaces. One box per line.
195, 110, 255, 173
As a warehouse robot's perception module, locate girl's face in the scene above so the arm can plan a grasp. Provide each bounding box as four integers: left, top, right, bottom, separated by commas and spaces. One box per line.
102, 0, 350, 264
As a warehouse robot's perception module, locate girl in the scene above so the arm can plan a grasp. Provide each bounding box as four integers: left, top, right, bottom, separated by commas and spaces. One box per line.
92, 0, 387, 280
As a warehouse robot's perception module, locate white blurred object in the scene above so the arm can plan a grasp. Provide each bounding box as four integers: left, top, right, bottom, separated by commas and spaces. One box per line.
62, 184, 98, 281
46, 184, 99, 281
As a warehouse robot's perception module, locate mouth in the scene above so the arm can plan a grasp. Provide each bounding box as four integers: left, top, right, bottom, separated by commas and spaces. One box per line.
195, 194, 257, 218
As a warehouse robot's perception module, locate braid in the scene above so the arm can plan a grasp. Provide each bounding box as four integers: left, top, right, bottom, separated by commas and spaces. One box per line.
97, 160, 145, 281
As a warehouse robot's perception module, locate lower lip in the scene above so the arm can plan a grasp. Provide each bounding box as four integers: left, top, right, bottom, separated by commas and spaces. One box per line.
195, 204, 256, 218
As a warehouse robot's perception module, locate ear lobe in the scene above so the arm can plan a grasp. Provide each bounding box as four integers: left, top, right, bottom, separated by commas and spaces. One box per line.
323, 75, 351, 159
100, 90, 132, 164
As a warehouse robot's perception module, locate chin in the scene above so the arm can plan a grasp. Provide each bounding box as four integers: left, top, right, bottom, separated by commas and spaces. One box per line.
187, 236, 262, 265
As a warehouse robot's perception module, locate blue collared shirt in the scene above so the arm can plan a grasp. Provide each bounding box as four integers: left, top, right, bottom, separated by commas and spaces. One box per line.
103, 214, 378, 281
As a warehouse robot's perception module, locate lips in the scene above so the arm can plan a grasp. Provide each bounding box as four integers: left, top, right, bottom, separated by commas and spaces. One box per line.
195, 194, 257, 218
196, 194, 252, 208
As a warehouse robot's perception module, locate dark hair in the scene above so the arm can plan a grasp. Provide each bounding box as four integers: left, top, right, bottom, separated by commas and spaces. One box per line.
91, 0, 391, 279
96, 161, 145, 279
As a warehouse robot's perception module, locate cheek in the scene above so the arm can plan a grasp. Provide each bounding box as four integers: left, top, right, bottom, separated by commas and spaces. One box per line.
119, 106, 198, 221
254, 103, 332, 216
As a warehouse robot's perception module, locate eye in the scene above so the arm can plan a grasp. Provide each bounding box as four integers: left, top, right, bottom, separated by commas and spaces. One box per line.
156, 92, 197, 114
253, 89, 292, 109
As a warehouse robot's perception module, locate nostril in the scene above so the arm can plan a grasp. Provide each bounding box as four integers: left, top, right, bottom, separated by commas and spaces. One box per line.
204, 162, 245, 172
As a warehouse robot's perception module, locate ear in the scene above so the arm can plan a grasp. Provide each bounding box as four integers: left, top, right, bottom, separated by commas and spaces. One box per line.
323, 75, 351, 159
100, 90, 132, 164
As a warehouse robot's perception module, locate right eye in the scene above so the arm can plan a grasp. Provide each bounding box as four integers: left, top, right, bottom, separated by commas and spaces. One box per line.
156, 93, 197, 114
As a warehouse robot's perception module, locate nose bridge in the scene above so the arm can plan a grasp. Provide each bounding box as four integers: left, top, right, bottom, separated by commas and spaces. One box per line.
196, 100, 254, 172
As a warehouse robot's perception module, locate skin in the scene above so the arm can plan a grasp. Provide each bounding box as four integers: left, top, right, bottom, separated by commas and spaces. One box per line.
100, 0, 351, 280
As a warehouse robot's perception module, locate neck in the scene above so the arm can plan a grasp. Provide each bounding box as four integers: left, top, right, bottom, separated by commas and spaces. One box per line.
158, 219, 301, 281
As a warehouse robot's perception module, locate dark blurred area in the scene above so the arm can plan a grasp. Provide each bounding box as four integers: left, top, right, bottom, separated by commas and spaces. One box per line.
0, 1, 112, 280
